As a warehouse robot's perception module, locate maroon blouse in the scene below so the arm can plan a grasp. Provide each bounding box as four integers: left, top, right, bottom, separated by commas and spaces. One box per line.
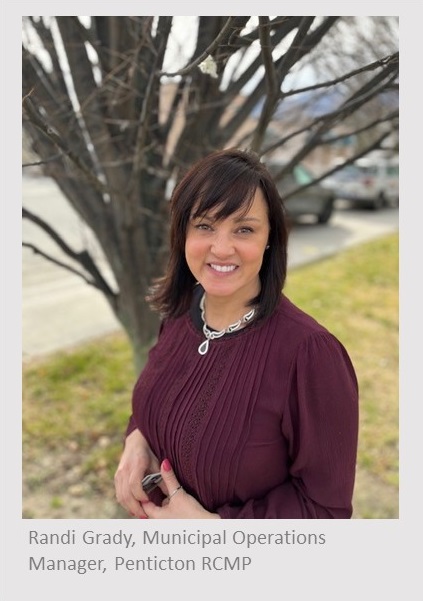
126, 292, 359, 518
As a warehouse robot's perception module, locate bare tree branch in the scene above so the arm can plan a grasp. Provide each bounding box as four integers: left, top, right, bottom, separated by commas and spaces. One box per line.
250, 17, 284, 150
22, 152, 63, 168
276, 16, 315, 79
260, 67, 398, 162
23, 95, 109, 195
273, 128, 393, 194
22, 207, 117, 300
56, 17, 127, 193
320, 110, 398, 146
222, 18, 339, 142
280, 52, 398, 99
159, 17, 236, 77
23, 242, 100, 289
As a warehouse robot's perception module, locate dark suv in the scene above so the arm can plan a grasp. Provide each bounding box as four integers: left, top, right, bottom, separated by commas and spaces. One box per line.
266, 161, 335, 224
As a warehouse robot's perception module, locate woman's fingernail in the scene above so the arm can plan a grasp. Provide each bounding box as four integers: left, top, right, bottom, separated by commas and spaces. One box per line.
162, 458, 172, 472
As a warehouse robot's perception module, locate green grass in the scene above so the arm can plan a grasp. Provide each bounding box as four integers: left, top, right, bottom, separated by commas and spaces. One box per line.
22, 232, 399, 518
23, 335, 144, 484
285, 233, 399, 517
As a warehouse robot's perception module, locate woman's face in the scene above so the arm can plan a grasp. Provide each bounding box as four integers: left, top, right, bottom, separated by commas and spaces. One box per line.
185, 187, 270, 303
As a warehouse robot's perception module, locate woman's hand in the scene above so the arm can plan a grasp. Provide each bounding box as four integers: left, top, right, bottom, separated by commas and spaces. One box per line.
141, 459, 221, 520
114, 429, 160, 519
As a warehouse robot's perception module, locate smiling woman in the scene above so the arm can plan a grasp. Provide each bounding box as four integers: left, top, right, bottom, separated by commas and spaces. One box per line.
114, 147, 359, 519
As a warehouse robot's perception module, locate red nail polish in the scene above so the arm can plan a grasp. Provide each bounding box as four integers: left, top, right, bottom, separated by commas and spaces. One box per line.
162, 458, 172, 472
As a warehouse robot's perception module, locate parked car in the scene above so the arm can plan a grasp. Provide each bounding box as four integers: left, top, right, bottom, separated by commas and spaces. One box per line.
323, 155, 399, 210
266, 161, 335, 224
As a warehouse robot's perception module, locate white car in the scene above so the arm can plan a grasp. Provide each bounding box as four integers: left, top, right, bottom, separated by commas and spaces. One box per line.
324, 155, 399, 210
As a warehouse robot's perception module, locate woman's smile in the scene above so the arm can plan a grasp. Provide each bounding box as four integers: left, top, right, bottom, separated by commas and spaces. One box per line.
208, 263, 238, 274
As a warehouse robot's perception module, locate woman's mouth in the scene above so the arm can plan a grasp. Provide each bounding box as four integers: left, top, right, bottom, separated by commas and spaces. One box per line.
208, 263, 238, 274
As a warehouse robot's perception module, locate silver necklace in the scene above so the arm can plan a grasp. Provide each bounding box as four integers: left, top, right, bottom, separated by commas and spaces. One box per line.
198, 293, 255, 355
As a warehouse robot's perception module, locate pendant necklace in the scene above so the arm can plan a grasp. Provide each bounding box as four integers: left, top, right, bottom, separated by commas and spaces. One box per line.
198, 293, 255, 355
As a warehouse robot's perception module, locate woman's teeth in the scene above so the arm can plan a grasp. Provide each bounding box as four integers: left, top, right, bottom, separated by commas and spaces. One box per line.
210, 264, 237, 273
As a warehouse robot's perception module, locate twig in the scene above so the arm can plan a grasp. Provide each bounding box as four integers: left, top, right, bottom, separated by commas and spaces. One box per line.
159, 17, 235, 77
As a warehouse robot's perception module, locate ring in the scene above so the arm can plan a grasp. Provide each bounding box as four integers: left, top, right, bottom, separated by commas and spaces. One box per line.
168, 485, 182, 500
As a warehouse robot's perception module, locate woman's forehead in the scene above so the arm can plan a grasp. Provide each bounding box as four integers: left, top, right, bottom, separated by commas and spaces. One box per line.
191, 187, 267, 220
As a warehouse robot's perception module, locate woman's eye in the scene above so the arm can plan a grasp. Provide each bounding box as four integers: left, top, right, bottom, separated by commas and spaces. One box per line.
237, 227, 254, 234
195, 223, 212, 231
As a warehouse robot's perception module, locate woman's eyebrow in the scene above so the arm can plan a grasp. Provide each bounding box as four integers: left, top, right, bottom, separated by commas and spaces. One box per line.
189, 213, 262, 223
190, 213, 212, 220
233, 215, 261, 223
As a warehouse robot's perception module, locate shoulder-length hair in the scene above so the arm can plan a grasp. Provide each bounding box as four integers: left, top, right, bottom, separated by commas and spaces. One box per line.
149, 147, 289, 322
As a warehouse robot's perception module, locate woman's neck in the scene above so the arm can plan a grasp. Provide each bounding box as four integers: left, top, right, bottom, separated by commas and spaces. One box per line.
202, 290, 257, 331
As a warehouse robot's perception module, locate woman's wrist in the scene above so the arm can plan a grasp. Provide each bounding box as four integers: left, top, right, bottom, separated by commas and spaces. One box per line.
125, 427, 147, 448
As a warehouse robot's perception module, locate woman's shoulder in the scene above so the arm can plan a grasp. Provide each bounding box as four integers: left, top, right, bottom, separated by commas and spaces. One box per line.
269, 294, 348, 350
268, 295, 355, 370
274, 294, 328, 332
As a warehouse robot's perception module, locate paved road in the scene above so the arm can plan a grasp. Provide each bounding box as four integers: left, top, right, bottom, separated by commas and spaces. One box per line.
22, 176, 399, 360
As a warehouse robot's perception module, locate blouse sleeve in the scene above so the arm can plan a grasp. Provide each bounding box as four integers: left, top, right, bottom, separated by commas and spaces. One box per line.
123, 319, 167, 441
124, 414, 138, 439
216, 332, 359, 519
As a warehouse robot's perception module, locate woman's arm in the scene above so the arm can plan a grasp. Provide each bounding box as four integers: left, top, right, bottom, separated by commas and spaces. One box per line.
216, 333, 359, 519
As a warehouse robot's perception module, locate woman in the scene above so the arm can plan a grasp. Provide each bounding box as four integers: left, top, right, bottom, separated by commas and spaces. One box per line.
114, 148, 359, 519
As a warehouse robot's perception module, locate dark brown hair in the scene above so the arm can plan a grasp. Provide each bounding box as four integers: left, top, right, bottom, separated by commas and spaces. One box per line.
149, 147, 289, 322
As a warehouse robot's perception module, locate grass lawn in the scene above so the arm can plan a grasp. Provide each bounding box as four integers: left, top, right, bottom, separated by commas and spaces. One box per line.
22, 232, 399, 519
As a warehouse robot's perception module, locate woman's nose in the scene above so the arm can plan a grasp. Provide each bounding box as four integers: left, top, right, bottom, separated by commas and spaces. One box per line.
211, 232, 234, 257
